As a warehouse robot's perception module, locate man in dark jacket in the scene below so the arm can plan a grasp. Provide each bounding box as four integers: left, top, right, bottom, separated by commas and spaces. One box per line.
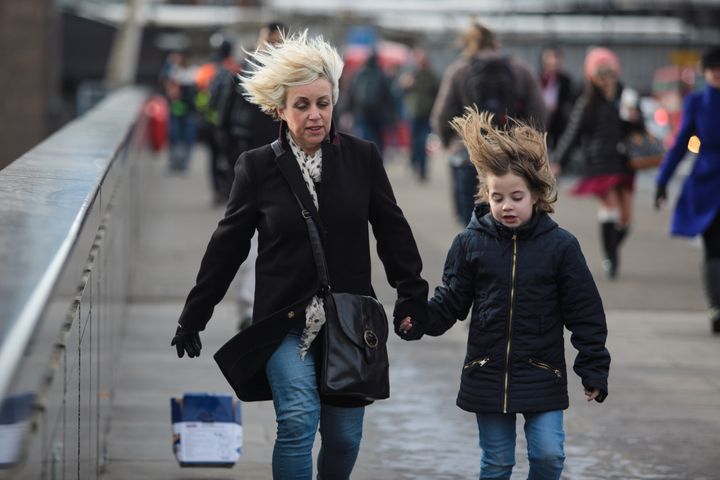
214, 22, 285, 329
215, 22, 285, 168
399, 48, 440, 181
347, 52, 395, 154
539, 46, 576, 150
430, 21, 547, 226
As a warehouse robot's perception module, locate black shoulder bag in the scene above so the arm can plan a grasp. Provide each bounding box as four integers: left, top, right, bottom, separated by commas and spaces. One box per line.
272, 140, 390, 402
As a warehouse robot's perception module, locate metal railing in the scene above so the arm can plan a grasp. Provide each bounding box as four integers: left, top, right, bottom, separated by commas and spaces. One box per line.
0, 87, 153, 479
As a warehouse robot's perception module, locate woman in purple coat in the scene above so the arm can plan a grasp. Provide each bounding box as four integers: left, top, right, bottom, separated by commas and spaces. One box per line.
655, 47, 720, 333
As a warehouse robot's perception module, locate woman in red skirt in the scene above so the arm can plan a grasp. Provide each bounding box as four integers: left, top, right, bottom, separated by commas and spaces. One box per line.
552, 47, 641, 279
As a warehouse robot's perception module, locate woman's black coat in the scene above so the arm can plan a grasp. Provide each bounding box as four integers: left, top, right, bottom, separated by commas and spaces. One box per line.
178, 123, 428, 402
426, 207, 610, 414
553, 83, 632, 177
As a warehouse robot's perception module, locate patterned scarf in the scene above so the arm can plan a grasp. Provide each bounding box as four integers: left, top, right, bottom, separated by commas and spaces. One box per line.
287, 132, 325, 358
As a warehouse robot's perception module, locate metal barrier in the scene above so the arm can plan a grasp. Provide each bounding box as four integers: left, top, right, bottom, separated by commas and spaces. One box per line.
0, 88, 153, 479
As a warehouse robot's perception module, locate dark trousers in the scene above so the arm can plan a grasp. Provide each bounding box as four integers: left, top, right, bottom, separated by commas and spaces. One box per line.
410, 118, 431, 180
451, 163, 478, 227
198, 121, 232, 204
703, 212, 720, 260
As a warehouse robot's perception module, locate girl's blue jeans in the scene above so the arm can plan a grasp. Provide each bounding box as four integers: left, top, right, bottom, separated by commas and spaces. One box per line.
265, 328, 365, 480
476, 410, 565, 480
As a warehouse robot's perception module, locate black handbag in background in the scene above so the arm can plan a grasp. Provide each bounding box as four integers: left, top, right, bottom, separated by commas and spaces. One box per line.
272, 141, 390, 401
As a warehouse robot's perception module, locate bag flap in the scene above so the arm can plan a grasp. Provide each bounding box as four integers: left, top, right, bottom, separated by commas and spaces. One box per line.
329, 293, 388, 350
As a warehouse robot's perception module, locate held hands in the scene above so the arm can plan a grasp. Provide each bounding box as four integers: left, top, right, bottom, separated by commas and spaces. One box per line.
397, 316, 423, 341
171, 325, 202, 358
585, 388, 605, 402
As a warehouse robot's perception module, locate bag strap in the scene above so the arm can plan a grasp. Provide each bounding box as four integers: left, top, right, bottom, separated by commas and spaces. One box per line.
271, 140, 331, 293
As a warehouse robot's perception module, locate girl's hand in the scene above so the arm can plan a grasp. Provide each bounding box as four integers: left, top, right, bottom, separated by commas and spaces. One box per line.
398, 316, 423, 340
399, 316, 413, 334
585, 388, 600, 402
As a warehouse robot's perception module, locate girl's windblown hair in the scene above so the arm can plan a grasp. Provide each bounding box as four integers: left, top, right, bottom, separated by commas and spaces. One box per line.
450, 107, 557, 213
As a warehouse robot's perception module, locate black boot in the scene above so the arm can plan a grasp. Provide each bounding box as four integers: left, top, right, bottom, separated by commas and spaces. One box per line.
704, 259, 720, 334
600, 221, 619, 280
616, 225, 630, 247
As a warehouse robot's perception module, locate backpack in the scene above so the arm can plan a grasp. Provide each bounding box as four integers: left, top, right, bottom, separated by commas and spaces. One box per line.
464, 56, 523, 126
352, 67, 392, 122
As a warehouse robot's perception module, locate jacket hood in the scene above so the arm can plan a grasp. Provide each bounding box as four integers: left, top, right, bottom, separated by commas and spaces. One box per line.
468, 203, 557, 240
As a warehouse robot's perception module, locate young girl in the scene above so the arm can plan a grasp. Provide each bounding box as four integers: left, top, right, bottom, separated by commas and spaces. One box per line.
400, 108, 611, 479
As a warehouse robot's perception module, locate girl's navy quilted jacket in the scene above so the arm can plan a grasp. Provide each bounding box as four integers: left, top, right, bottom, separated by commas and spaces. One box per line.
426, 205, 610, 414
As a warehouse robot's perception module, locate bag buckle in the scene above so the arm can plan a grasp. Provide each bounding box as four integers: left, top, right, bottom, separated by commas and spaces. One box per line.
363, 329, 379, 348
302, 209, 312, 219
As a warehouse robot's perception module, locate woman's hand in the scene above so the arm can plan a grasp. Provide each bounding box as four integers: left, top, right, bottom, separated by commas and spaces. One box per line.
171, 325, 202, 358
398, 316, 423, 340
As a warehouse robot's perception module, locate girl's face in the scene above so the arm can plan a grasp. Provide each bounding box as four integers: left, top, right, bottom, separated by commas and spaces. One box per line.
487, 172, 537, 228
277, 77, 333, 155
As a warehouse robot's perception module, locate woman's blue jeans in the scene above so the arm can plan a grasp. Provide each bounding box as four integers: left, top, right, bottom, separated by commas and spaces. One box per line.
265, 329, 365, 480
476, 410, 565, 480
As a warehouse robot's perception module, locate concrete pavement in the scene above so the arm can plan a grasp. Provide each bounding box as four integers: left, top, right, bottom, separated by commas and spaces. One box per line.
102, 142, 720, 479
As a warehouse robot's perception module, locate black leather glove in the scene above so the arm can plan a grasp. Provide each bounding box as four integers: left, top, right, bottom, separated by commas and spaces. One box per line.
654, 184, 667, 210
171, 325, 202, 358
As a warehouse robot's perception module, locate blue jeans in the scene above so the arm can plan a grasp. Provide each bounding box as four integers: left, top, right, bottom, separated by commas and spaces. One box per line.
168, 113, 196, 171
476, 410, 565, 480
265, 329, 365, 480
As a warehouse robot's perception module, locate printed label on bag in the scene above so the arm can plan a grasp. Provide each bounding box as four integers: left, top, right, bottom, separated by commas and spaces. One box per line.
173, 422, 242, 463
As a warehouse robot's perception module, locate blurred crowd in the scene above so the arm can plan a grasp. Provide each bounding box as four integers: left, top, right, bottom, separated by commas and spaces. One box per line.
150, 20, 719, 334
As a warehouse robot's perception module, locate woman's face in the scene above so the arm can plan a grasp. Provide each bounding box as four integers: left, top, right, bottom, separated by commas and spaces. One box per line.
486, 171, 536, 228
591, 66, 618, 98
705, 65, 720, 89
277, 77, 333, 155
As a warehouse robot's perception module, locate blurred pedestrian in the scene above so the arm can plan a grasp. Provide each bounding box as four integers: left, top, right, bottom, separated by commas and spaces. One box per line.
540, 46, 576, 150
195, 37, 241, 206
347, 51, 395, 154
552, 47, 642, 280
171, 31, 428, 479
400, 108, 610, 480
215, 22, 286, 330
163, 52, 198, 172
399, 48, 440, 181
431, 21, 546, 226
655, 47, 720, 333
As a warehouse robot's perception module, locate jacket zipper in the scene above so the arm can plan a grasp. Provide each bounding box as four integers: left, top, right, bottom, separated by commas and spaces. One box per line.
529, 358, 563, 378
503, 234, 518, 413
464, 356, 490, 370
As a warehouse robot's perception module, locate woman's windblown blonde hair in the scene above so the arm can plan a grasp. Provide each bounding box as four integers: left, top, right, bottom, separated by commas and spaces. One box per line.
450, 107, 557, 213
240, 30, 344, 119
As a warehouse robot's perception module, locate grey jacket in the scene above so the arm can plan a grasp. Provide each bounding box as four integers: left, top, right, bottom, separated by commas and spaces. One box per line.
430, 51, 548, 153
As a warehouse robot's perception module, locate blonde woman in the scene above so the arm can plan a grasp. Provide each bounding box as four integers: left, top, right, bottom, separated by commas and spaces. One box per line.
171, 31, 428, 479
